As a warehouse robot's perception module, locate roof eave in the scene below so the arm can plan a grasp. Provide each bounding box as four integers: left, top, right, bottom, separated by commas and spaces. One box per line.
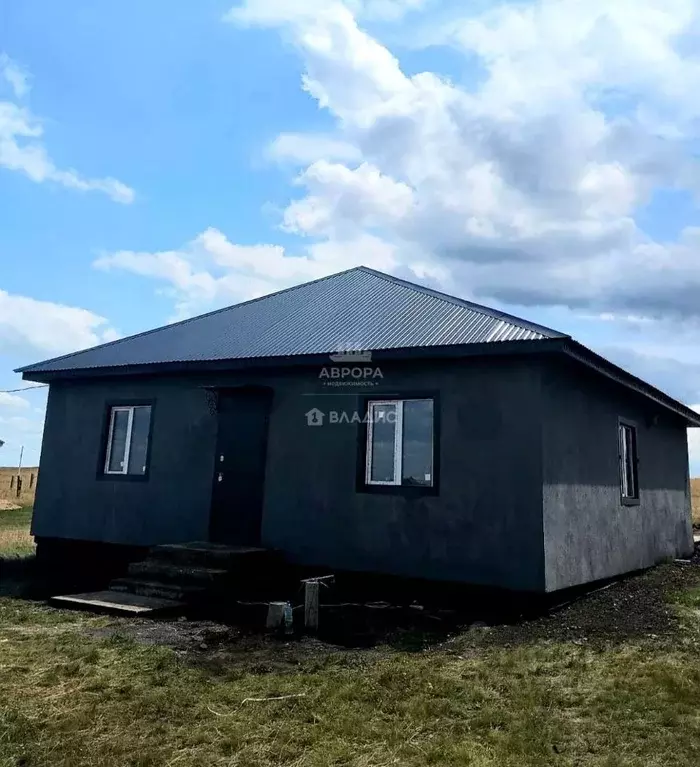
22, 338, 699, 427
18, 337, 567, 382
561, 340, 700, 428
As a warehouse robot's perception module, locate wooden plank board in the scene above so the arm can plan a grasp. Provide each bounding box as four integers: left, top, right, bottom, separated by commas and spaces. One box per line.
51, 591, 184, 615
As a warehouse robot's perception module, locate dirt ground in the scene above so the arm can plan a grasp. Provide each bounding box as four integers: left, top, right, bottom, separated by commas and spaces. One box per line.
84, 546, 700, 671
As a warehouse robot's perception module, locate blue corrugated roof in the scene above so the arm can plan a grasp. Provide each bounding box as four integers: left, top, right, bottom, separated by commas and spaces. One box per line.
17, 266, 566, 375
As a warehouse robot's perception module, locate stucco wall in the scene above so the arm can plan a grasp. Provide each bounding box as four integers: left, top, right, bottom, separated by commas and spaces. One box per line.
32, 356, 546, 590
33, 378, 217, 545
262, 357, 544, 590
542, 359, 693, 592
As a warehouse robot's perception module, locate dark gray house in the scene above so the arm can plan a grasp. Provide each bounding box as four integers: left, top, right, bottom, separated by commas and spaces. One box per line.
18, 267, 699, 593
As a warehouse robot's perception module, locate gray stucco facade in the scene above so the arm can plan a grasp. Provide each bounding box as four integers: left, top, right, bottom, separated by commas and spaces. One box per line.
541, 359, 693, 591
31, 353, 694, 593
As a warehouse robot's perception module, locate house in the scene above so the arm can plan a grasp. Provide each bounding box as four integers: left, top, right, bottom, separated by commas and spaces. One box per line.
17, 266, 699, 593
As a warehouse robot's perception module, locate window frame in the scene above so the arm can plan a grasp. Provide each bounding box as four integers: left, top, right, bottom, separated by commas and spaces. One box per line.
618, 418, 640, 506
357, 393, 439, 496
99, 400, 155, 481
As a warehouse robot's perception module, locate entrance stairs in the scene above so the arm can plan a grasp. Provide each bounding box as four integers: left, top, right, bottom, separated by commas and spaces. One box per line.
51, 542, 276, 616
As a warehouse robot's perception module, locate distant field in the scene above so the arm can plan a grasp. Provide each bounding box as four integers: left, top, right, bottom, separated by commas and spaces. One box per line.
0, 466, 38, 508
692, 478, 700, 527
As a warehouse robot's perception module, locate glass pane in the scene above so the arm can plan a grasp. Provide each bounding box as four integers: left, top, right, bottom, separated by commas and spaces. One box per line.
402, 400, 434, 486
107, 410, 129, 473
127, 406, 152, 475
620, 425, 638, 498
369, 403, 397, 483
624, 426, 637, 497
619, 426, 628, 496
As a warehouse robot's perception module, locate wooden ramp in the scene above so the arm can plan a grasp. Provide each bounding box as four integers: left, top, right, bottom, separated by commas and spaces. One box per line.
51, 590, 185, 616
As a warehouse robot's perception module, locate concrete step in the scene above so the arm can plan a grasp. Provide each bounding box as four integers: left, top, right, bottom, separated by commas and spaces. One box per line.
126, 560, 229, 586
51, 590, 184, 616
110, 578, 206, 602
150, 541, 271, 569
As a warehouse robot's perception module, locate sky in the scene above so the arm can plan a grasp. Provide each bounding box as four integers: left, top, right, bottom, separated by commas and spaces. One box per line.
2, 0, 700, 471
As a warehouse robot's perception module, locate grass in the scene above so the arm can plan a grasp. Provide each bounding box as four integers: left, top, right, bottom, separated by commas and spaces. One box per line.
2, 605, 700, 766
3, 512, 700, 765
0, 505, 34, 557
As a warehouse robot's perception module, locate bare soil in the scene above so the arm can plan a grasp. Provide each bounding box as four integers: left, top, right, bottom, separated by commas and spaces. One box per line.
86, 547, 700, 669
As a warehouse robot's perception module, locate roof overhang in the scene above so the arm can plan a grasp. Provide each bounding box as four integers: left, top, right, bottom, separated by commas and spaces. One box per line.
19, 336, 700, 428
559, 340, 700, 427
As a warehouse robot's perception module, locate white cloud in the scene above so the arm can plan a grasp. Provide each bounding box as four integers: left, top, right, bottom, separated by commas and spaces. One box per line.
283, 161, 415, 237
0, 53, 30, 98
224, 0, 700, 323
0, 415, 42, 435
349, 0, 429, 21
268, 133, 361, 164
95, 227, 398, 319
0, 393, 30, 409
0, 56, 134, 203
0, 288, 119, 358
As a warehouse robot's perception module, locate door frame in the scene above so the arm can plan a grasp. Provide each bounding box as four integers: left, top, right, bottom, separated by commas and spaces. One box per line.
207, 385, 273, 545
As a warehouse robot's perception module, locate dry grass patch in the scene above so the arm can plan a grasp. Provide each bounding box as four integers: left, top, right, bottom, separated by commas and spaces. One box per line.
0, 466, 38, 506
0, 506, 34, 558
691, 478, 700, 526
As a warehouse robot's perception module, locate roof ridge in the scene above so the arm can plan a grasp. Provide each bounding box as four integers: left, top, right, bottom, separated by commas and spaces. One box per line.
355, 266, 567, 340
15, 266, 361, 374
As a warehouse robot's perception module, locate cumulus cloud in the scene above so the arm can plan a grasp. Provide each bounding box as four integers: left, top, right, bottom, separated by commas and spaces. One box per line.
224, 0, 700, 322
0, 53, 30, 98
0, 288, 119, 358
268, 133, 362, 165
95, 227, 397, 319
0, 393, 30, 409
0, 54, 134, 203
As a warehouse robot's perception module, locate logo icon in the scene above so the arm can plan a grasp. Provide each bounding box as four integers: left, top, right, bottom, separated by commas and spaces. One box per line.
329, 347, 373, 363
305, 408, 325, 426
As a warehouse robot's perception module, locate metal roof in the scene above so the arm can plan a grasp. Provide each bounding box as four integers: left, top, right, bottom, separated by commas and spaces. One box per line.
17, 266, 566, 375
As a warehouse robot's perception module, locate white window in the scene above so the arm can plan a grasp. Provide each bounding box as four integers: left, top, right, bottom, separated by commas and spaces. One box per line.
619, 421, 639, 501
365, 399, 434, 487
104, 405, 152, 476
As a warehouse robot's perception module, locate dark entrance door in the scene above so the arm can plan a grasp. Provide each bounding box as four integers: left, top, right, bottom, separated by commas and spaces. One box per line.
209, 387, 272, 546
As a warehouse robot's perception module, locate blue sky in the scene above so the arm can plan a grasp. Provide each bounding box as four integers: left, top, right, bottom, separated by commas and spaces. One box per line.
2, 0, 700, 471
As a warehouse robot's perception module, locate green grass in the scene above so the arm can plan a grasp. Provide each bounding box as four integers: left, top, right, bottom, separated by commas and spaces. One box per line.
0, 505, 34, 557
3, 511, 700, 765
2, 602, 700, 766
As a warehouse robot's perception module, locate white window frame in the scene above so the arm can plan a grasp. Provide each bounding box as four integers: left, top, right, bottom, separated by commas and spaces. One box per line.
618, 421, 639, 501
104, 405, 146, 476
365, 399, 433, 487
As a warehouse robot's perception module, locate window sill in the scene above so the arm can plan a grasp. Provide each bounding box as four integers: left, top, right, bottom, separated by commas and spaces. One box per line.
97, 473, 150, 483
358, 484, 438, 498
